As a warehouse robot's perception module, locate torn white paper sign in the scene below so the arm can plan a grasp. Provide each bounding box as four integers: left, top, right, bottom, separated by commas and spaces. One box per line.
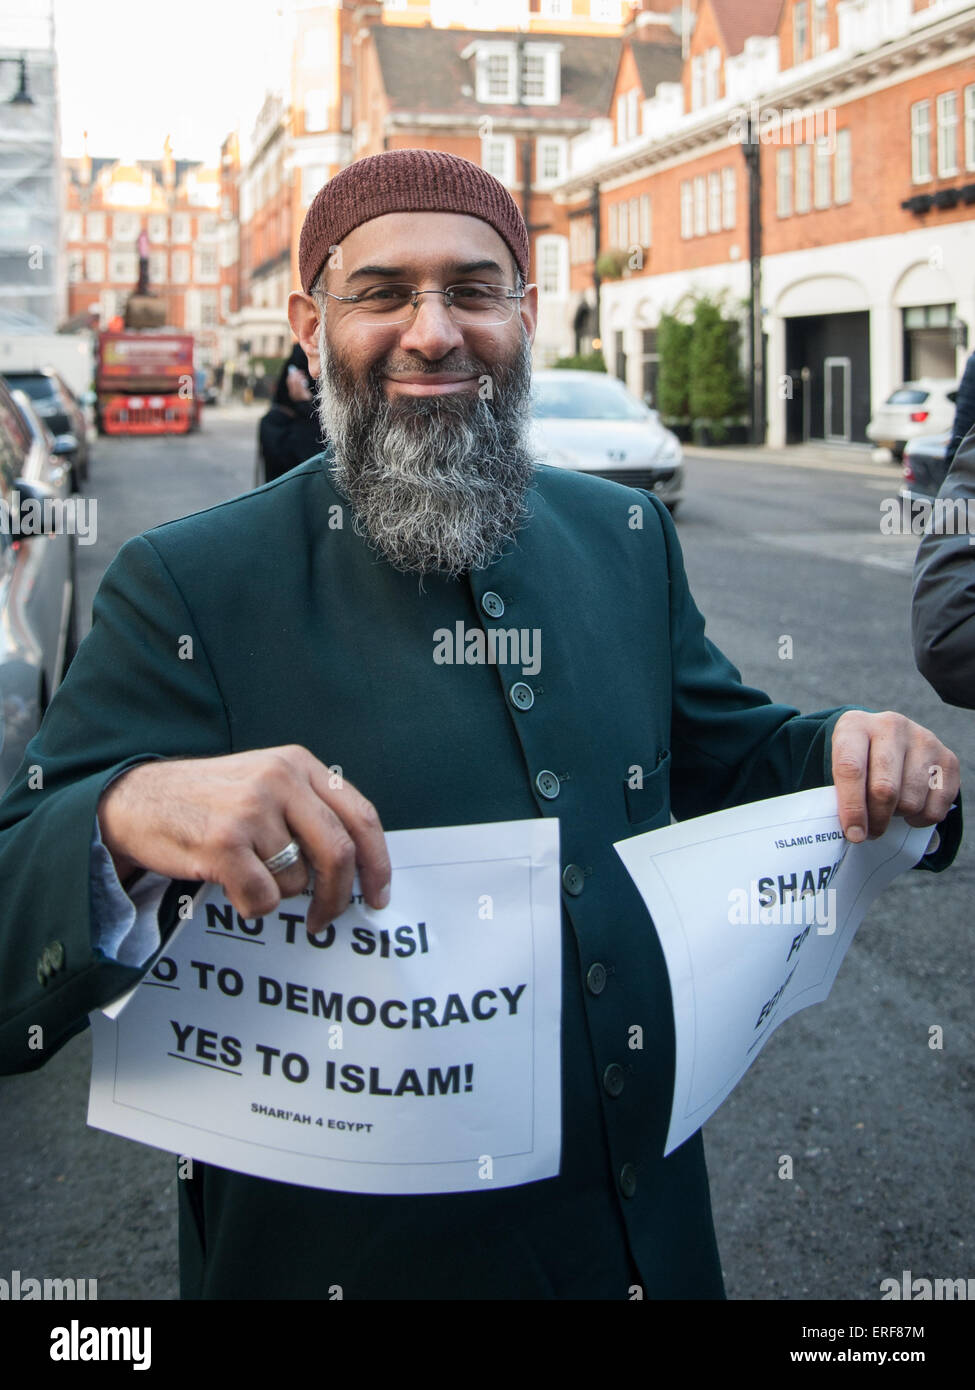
88, 818, 562, 1195
614, 787, 936, 1156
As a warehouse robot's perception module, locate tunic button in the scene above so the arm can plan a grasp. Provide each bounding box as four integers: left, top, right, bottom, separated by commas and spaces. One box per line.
535, 770, 560, 800
481, 591, 504, 618
620, 1163, 637, 1198
586, 962, 607, 995
562, 864, 584, 896
509, 682, 534, 711
603, 1063, 625, 1097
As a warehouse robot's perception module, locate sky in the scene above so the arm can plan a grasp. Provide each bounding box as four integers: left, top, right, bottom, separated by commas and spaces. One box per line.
50, 0, 293, 163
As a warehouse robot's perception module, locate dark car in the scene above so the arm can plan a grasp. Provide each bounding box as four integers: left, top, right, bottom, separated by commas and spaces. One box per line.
0, 378, 78, 794
900, 430, 951, 506
2, 368, 91, 488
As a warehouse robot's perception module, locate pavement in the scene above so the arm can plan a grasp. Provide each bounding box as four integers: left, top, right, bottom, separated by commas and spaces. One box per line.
682, 440, 901, 479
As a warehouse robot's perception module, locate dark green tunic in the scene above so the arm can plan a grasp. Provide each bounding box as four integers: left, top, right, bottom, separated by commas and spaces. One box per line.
0, 456, 959, 1299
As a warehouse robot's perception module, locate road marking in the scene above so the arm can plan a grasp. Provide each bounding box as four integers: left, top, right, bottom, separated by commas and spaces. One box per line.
750, 531, 919, 575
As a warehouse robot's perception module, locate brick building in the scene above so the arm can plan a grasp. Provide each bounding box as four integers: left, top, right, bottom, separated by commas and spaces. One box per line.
228, 0, 641, 369
557, 0, 975, 446
63, 132, 241, 371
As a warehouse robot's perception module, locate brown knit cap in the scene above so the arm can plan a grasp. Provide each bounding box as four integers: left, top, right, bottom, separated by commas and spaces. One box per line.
299, 149, 529, 294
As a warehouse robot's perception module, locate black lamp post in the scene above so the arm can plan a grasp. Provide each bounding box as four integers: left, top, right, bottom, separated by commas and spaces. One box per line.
2, 55, 33, 105
743, 113, 764, 445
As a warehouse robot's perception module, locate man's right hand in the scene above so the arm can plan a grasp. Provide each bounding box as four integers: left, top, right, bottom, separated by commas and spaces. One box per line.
97, 746, 391, 935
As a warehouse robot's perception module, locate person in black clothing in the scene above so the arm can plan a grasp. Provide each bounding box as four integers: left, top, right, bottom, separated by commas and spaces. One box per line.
945, 348, 975, 471
257, 343, 327, 484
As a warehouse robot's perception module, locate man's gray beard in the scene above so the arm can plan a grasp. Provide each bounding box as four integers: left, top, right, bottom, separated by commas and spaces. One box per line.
315, 322, 539, 578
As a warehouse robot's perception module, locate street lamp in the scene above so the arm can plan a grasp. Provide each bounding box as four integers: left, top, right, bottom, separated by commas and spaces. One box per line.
742, 113, 764, 445
1, 55, 34, 105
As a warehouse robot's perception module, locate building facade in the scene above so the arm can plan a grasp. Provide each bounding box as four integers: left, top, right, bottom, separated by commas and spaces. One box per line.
557, 0, 975, 446
63, 135, 241, 370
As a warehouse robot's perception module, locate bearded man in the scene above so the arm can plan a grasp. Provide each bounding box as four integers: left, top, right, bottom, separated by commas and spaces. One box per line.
0, 151, 961, 1301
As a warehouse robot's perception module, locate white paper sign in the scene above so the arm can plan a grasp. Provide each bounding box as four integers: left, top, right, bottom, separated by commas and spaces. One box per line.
88, 819, 562, 1195
614, 787, 936, 1156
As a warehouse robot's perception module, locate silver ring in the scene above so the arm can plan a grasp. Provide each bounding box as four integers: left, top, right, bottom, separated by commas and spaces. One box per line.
263, 840, 301, 874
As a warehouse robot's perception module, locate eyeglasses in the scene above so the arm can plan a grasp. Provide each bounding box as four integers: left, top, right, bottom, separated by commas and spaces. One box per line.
323, 282, 534, 328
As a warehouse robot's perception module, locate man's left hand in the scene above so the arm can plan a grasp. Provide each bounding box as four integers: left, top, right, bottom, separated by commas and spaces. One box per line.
831, 710, 960, 842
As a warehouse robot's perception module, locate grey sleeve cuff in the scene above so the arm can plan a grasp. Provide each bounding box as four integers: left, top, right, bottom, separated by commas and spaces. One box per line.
90, 816, 172, 969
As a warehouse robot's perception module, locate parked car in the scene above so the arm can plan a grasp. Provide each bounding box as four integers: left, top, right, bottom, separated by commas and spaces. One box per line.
900, 430, 951, 506
866, 379, 958, 460
2, 367, 91, 487
0, 377, 78, 794
529, 370, 684, 511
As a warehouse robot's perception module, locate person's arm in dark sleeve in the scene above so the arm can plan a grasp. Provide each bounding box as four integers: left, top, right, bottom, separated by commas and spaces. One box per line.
912, 424, 975, 709
646, 494, 961, 870
944, 350, 975, 472
0, 534, 230, 1074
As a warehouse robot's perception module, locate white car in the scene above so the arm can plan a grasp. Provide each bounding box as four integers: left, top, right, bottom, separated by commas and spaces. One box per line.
866, 378, 958, 459
529, 369, 684, 511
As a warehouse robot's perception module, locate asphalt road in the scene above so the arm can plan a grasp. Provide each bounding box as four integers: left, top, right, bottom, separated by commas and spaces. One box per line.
0, 409, 971, 1302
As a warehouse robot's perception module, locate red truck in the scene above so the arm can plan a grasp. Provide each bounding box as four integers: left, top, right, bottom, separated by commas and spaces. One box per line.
95, 328, 200, 436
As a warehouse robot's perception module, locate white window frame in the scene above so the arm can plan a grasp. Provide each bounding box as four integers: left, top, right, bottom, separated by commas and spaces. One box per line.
814, 136, 832, 208
195, 248, 219, 283
834, 128, 851, 204
966, 84, 975, 171
618, 199, 629, 247
86, 212, 105, 242
200, 290, 220, 328
721, 166, 736, 228
148, 213, 168, 243
911, 100, 931, 184
812, 0, 829, 55
341, 94, 352, 130
608, 202, 618, 246
475, 44, 517, 103
541, 0, 570, 14
705, 46, 721, 105
777, 149, 793, 216
220, 284, 232, 318
481, 134, 516, 186
793, 0, 809, 64
536, 137, 566, 185
693, 175, 706, 236
589, 0, 620, 20
68, 252, 84, 283
628, 197, 639, 248
795, 143, 812, 212
680, 180, 693, 239
172, 213, 191, 243
171, 249, 190, 284
85, 250, 104, 282
639, 193, 651, 247
66, 211, 83, 242
536, 234, 568, 297
707, 171, 722, 232
937, 91, 958, 178
149, 250, 167, 284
